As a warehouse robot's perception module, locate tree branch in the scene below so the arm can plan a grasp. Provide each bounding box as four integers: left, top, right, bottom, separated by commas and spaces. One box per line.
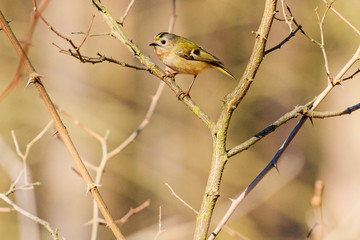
0, 11, 125, 240
193, 1, 278, 239
90, 0, 215, 130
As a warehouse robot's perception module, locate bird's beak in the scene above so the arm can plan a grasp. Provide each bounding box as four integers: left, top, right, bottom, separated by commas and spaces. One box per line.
149, 42, 158, 47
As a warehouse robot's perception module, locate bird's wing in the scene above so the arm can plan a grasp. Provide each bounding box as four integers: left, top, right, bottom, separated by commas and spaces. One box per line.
190, 47, 224, 66
175, 45, 223, 65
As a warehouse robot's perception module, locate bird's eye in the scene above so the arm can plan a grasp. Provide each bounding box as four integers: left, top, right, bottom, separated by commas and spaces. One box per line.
161, 40, 166, 45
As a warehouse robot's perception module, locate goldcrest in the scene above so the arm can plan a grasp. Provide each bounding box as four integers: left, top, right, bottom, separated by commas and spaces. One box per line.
149, 32, 235, 95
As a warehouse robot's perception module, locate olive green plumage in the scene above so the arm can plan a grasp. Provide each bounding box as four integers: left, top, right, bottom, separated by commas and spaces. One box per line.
149, 32, 235, 95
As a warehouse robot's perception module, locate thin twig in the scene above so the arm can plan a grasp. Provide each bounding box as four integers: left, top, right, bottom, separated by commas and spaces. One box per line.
343, 68, 360, 81
77, 15, 95, 51
321, 0, 360, 36
154, 206, 164, 240
315, 3, 333, 83
280, 0, 293, 31
0, 193, 59, 240
301, 102, 360, 118
310, 180, 325, 240
227, 101, 314, 157
72, 32, 112, 37
264, 25, 302, 55
11, 120, 53, 185
115, 199, 151, 225
56, 47, 148, 71
209, 44, 360, 240
305, 223, 318, 240
32, 0, 85, 62
85, 199, 151, 226
119, 0, 136, 26
0, 11, 125, 240
165, 183, 199, 214
0, 0, 50, 102
56, 105, 103, 142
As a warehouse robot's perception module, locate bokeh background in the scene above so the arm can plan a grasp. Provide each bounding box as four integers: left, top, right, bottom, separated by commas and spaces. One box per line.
1, 0, 360, 239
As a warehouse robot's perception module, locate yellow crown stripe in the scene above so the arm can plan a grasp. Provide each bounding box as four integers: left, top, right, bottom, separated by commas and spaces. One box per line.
155, 32, 167, 39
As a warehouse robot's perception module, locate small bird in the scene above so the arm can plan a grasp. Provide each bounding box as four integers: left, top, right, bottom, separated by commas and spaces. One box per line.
149, 32, 235, 96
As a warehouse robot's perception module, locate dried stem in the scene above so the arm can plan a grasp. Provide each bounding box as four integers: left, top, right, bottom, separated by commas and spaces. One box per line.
210, 44, 360, 240
0, 0, 50, 102
165, 183, 199, 214
32, 0, 86, 62
194, 1, 277, 239
11, 120, 53, 186
310, 180, 325, 240
321, 0, 360, 36
77, 15, 95, 51
265, 25, 302, 55
57, 49, 148, 71
280, 0, 293, 31
154, 206, 163, 240
119, 0, 136, 26
0, 193, 59, 239
315, 3, 333, 82
0, 11, 125, 240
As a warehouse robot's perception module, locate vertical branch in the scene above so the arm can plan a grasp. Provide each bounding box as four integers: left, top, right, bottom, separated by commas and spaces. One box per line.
192, 1, 278, 240
311, 180, 325, 240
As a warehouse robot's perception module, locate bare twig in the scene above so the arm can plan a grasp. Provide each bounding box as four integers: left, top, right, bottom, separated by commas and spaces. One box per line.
85, 199, 151, 226
119, 0, 136, 26
321, 0, 360, 36
56, 106, 103, 142
301, 102, 360, 119
165, 183, 199, 214
72, 32, 112, 37
32, 0, 86, 62
77, 15, 95, 51
11, 120, 53, 186
0, 0, 50, 102
0, 11, 125, 240
264, 25, 302, 55
0, 193, 59, 240
56, 48, 148, 71
280, 0, 293, 31
115, 199, 151, 225
310, 180, 325, 240
343, 68, 360, 81
315, 3, 333, 83
305, 223, 318, 240
154, 206, 164, 240
209, 45, 360, 240
227, 101, 314, 157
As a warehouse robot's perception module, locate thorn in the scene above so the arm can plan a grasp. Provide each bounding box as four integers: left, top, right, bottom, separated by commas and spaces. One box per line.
309, 117, 314, 126
271, 159, 279, 173
25, 77, 33, 88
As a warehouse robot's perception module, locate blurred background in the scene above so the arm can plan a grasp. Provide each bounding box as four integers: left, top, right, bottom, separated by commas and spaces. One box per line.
0, 0, 360, 239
